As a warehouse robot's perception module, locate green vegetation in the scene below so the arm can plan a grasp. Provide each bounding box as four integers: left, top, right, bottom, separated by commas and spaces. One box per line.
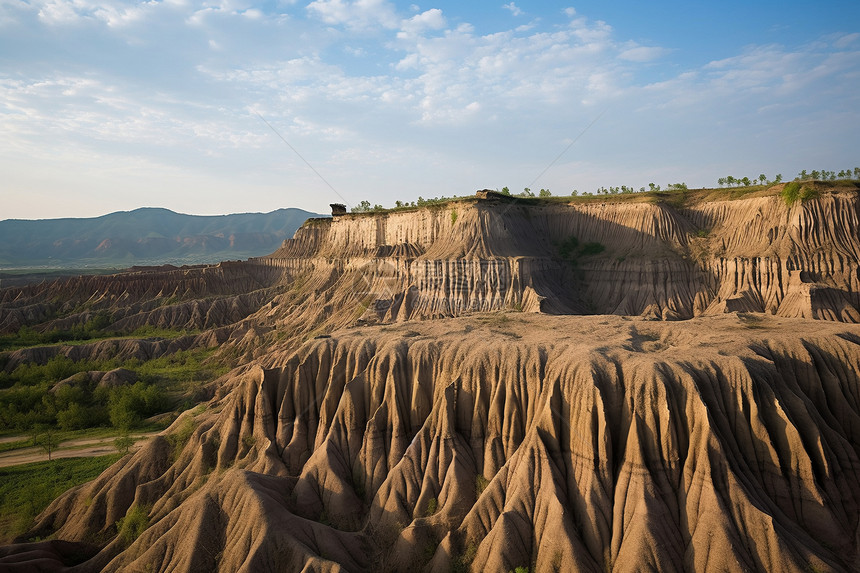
475, 474, 490, 496
114, 432, 135, 455
116, 504, 151, 545
453, 540, 479, 573
0, 312, 112, 351
450, 209, 458, 224
335, 167, 860, 217
425, 497, 438, 516
0, 454, 121, 542
0, 347, 225, 433
781, 181, 818, 206
557, 235, 605, 264
167, 415, 196, 460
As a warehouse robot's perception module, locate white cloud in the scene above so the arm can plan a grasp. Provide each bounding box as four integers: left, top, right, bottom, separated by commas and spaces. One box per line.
503, 2, 522, 17
306, 0, 398, 31
618, 45, 668, 62
833, 32, 859, 49
2, 0, 858, 218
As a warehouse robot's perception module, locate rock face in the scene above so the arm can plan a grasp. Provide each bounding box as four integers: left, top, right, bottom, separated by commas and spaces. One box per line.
256, 184, 860, 324
2, 184, 860, 572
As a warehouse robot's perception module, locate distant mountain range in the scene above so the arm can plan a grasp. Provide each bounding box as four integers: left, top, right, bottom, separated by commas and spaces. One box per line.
0, 207, 322, 269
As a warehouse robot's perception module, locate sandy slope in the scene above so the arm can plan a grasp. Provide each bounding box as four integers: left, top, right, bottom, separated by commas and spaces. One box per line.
2, 313, 857, 572
2, 186, 860, 572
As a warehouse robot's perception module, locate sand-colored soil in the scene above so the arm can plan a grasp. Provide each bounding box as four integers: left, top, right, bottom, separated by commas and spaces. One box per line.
1, 185, 860, 572
0, 314, 856, 572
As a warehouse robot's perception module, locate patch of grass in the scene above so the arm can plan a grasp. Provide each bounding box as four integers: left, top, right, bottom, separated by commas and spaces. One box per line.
450, 209, 458, 224
452, 541, 478, 573
167, 415, 195, 461
0, 454, 121, 542
556, 235, 605, 264
0, 438, 31, 453
128, 325, 198, 339
424, 497, 438, 517
781, 181, 818, 206
116, 503, 151, 545
580, 242, 605, 256
475, 474, 490, 496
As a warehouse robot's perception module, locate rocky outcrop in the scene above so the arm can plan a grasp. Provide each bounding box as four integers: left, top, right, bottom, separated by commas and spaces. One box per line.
11, 314, 860, 572
253, 185, 860, 325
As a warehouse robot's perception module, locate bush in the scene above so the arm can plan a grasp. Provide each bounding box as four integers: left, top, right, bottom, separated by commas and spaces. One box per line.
781, 182, 818, 206
108, 382, 167, 430
580, 242, 606, 256
57, 402, 96, 431
116, 504, 150, 545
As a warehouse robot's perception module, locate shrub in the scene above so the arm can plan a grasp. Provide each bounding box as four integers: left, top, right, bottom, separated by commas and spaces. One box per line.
580, 242, 605, 256
475, 474, 490, 495
781, 182, 818, 206
116, 504, 150, 545
558, 236, 579, 259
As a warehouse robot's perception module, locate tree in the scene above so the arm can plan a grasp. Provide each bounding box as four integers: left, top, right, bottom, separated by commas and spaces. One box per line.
718, 177, 726, 187
539, 189, 551, 197
726, 176, 736, 186
500, 187, 511, 195
570, 189, 579, 196
519, 188, 534, 197
351, 200, 371, 213
759, 174, 767, 185
33, 425, 59, 461
741, 176, 751, 187
774, 173, 783, 183
854, 167, 860, 179
810, 170, 821, 180
115, 432, 136, 455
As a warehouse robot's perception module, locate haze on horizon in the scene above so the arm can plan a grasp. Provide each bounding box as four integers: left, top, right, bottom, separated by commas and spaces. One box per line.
1, 0, 858, 220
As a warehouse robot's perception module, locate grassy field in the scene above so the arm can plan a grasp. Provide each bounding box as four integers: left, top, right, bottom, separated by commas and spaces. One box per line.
0, 454, 121, 543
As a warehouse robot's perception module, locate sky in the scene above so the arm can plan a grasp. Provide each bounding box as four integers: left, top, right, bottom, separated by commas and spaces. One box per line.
1, 0, 859, 219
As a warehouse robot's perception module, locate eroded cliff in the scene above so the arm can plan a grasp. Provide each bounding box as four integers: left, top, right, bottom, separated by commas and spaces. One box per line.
2, 184, 860, 573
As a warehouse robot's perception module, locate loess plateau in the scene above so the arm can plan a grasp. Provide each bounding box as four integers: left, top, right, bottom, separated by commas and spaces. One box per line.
1, 183, 860, 572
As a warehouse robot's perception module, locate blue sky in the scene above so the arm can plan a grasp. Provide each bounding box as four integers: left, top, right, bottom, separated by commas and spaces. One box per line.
1, 0, 858, 219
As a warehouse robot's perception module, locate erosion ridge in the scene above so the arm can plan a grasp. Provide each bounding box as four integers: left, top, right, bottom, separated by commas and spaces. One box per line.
9, 315, 860, 572
253, 184, 860, 327
1, 184, 860, 572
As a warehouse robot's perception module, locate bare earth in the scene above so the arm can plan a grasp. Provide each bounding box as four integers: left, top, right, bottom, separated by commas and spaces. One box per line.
1, 184, 860, 572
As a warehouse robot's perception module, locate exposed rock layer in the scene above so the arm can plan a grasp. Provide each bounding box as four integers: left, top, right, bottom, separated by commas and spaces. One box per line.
256, 186, 860, 324
2, 186, 860, 572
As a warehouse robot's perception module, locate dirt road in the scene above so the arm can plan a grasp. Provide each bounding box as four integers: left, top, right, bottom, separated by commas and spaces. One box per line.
0, 431, 161, 468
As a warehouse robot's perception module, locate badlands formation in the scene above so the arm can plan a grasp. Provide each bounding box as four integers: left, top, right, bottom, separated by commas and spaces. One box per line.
1, 183, 860, 572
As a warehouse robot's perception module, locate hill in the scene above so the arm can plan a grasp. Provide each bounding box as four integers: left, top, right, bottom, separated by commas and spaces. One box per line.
0, 207, 321, 269
1, 182, 860, 572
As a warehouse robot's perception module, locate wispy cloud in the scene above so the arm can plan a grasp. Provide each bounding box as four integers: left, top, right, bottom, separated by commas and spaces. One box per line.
0, 0, 858, 218
503, 2, 522, 17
